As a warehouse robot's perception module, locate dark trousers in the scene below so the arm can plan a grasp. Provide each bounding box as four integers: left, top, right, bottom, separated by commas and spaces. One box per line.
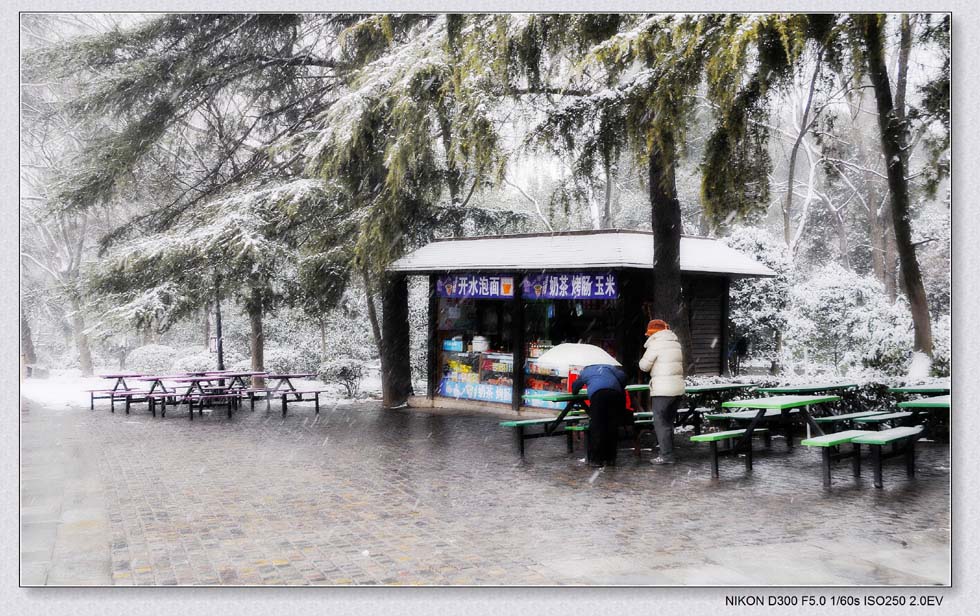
651, 395, 682, 460
588, 389, 625, 464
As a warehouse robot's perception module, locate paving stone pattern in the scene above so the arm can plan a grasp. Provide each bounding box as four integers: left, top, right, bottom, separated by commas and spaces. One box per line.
21, 396, 950, 586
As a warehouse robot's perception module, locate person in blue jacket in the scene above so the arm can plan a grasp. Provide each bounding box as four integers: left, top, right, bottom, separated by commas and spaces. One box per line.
571, 364, 628, 467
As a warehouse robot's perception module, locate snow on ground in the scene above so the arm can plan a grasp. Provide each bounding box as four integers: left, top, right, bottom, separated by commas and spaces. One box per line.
20, 369, 384, 410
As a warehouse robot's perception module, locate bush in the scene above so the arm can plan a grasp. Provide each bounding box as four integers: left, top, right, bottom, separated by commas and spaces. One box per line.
783, 264, 913, 377
173, 351, 220, 374
931, 314, 951, 377
124, 344, 177, 374
319, 358, 365, 398
228, 346, 317, 374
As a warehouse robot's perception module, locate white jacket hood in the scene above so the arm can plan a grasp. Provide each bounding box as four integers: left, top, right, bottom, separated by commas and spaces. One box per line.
644, 329, 679, 348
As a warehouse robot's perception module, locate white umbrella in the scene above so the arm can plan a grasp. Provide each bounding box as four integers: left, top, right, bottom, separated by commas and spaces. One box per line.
534, 343, 621, 372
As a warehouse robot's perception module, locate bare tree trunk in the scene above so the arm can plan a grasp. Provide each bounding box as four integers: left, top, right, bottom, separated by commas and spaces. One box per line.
783, 50, 824, 248
861, 14, 933, 356
203, 307, 210, 349
361, 265, 383, 362
69, 294, 94, 376
648, 131, 694, 375
21, 312, 38, 365
602, 155, 614, 228
318, 319, 327, 358
214, 287, 225, 372
247, 289, 265, 388
380, 273, 413, 407
883, 215, 899, 301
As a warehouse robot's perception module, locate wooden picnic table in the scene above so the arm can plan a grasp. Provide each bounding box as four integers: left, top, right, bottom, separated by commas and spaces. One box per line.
133, 374, 189, 395
98, 372, 146, 391
720, 394, 840, 452
266, 373, 317, 391
755, 383, 857, 395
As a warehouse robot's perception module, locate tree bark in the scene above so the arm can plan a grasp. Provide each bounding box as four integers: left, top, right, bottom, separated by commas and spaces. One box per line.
69, 294, 94, 376
247, 288, 265, 388
783, 49, 824, 248
21, 312, 37, 365
361, 265, 384, 362
214, 288, 225, 372
648, 132, 694, 374
203, 307, 210, 350
380, 273, 414, 407
861, 15, 933, 356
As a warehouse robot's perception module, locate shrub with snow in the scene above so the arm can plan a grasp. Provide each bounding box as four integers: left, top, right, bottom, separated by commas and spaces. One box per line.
723, 226, 792, 368
124, 344, 177, 374
318, 358, 365, 398
931, 314, 951, 377
783, 264, 913, 377
173, 351, 220, 374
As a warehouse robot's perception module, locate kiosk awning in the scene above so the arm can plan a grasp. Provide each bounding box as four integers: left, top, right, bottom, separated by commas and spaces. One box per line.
389, 230, 776, 278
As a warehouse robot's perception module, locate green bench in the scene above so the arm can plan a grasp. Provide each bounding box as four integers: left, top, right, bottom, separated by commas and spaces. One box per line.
852, 426, 924, 488
852, 411, 913, 429
690, 428, 770, 477
499, 416, 588, 457
801, 430, 874, 487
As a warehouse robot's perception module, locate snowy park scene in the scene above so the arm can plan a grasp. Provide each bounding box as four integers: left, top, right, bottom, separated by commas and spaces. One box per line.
18, 12, 952, 591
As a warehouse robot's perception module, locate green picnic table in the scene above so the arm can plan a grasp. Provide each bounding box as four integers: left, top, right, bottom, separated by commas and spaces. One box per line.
528, 383, 753, 436
897, 395, 950, 436
755, 383, 857, 395
890, 386, 951, 395
897, 394, 950, 409
718, 394, 840, 453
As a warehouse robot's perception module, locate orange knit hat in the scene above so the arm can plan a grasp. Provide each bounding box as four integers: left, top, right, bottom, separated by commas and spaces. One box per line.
645, 319, 669, 336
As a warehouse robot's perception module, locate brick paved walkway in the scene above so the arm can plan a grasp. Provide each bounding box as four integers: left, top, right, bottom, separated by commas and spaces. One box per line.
20, 393, 950, 586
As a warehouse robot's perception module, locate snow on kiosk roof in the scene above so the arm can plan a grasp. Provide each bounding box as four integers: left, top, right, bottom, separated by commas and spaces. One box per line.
390, 229, 775, 278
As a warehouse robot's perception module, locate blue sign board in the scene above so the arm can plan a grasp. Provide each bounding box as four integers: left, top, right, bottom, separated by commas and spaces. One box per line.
439, 378, 513, 404
436, 274, 515, 299
522, 272, 618, 300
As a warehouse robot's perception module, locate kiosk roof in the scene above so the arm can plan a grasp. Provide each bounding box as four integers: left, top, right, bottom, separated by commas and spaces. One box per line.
390, 230, 776, 277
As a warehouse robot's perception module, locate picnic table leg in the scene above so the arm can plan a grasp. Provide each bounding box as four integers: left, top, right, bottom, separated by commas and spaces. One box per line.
800, 406, 826, 438
110, 394, 115, 413
709, 441, 719, 478
149, 398, 155, 417
734, 408, 767, 453
821, 448, 832, 487
90, 393, 95, 411
516, 426, 526, 458
744, 436, 753, 472
566, 429, 574, 453
871, 445, 883, 488
546, 400, 577, 436
852, 443, 861, 477
905, 440, 916, 478
188, 398, 194, 421
315, 392, 320, 415
282, 394, 288, 417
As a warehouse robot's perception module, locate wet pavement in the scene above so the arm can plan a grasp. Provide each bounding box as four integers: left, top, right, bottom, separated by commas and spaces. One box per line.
20, 394, 950, 586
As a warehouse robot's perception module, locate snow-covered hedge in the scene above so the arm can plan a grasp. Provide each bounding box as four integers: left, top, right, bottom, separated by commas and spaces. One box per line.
783, 264, 913, 377
318, 358, 365, 398
173, 350, 218, 374
229, 347, 318, 374
931, 314, 951, 377
124, 344, 177, 374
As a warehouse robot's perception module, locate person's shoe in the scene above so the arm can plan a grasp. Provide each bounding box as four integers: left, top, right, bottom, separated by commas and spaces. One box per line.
589, 461, 605, 469
650, 456, 675, 465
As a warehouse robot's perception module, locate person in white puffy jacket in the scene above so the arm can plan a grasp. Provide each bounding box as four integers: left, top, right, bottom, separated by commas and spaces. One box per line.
638, 319, 685, 464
